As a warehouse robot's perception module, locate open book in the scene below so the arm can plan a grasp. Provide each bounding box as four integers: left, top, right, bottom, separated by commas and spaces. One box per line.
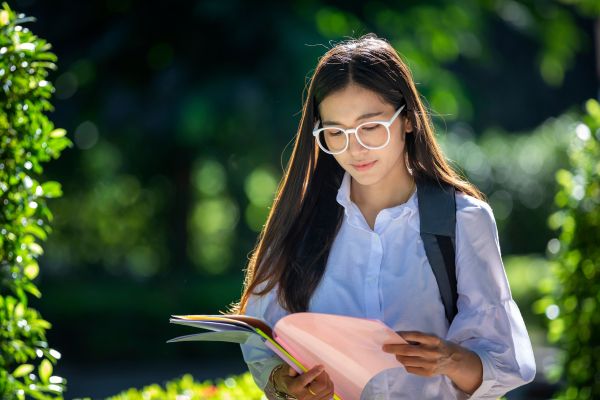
167, 312, 408, 400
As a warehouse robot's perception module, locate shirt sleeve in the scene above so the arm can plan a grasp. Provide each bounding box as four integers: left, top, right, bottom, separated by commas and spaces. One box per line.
444, 196, 537, 399
239, 280, 288, 391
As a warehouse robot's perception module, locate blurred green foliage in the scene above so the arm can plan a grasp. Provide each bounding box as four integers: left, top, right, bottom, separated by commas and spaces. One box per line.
534, 98, 600, 398
102, 372, 264, 400
188, 158, 240, 275
439, 111, 575, 253
504, 255, 556, 323
323, 1, 587, 119
45, 138, 169, 278
0, 3, 68, 398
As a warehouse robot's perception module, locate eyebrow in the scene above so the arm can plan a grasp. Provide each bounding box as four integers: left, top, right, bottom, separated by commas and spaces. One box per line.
322, 111, 385, 126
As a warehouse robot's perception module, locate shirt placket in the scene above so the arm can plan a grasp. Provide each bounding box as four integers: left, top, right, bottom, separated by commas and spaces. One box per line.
364, 231, 383, 319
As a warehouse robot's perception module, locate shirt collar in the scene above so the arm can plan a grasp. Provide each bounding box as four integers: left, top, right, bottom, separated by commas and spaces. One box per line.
335, 170, 419, 222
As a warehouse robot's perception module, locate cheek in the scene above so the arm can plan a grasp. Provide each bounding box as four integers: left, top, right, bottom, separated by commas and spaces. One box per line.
394, 127, 407, 146
390, 132, 406, 156
384, 132, 406, 159
331, 153, 360, 176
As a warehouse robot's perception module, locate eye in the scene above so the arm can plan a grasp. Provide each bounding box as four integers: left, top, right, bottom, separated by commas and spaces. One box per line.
361, 123, 380, 131
325, 129, 343, 136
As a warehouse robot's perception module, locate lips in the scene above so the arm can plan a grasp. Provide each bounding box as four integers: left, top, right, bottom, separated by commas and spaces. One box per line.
353, 161, 376, 167
352, 160, 377, 171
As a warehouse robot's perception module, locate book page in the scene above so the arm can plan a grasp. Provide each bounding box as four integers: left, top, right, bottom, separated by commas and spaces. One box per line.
273, 312, 408, 400
169, 319, 255, 332
171, 314, 273, 338
166, 330, 258, 344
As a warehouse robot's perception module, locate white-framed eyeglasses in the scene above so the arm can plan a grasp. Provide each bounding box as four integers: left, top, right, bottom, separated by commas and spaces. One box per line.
312, 104, 406, 155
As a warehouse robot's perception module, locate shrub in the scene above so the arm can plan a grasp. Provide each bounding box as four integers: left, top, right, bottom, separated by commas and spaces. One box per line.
102, 372, 265, 400
536, 98, 600, 399
0, 3, 69, 399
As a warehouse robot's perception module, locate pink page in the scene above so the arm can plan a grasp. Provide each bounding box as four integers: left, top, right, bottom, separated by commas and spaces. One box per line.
272, 312, 408, 400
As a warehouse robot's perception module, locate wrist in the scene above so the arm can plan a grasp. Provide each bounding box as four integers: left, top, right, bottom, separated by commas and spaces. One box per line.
268, 363, 292, 399
444, 343, 483, 395
444, 342, 466, 378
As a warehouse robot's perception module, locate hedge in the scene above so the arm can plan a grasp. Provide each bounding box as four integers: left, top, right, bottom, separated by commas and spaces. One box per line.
0, 3, 70, 399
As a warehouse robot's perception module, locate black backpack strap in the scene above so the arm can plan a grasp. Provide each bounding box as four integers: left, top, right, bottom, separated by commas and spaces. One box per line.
416, 178, 458, 325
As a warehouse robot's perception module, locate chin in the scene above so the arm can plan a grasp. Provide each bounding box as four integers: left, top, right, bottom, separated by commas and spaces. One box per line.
348, 172, 381, 186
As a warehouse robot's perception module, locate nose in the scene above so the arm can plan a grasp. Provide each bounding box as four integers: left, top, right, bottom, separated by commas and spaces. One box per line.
347, 131, 369, 156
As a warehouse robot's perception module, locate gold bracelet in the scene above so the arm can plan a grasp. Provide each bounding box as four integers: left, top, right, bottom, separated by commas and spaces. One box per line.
269, 363, 286, 391
268, 363, 294, 399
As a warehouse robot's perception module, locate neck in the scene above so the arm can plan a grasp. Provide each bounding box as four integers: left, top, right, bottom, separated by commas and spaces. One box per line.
350, 160, 415, 213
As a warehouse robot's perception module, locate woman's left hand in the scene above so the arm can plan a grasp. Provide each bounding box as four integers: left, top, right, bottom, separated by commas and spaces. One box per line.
381, 331, 462, 378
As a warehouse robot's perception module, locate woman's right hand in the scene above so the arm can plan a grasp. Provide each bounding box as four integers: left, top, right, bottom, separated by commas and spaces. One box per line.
273, 364, 335, 400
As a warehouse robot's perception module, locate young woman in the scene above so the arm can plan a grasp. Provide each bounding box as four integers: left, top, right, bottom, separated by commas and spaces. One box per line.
230, 33, 536, 400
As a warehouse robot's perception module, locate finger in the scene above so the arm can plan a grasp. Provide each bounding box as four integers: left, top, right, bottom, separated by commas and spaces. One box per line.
298, 365, 325, 387
311, 369, 331, 384
311, 380, 334, 399
288, 366, 298, 377
319, 372, 334, 400
304, 384, 329, 400
397, 355, 436, 369
320, 381, 335, 400
382, 343, 439, 358
396, 331, 441, 346
306, 380, 327, 394
311, 373, 335, 399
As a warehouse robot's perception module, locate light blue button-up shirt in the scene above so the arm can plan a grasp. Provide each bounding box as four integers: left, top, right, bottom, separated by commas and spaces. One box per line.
240, 171, 536, 399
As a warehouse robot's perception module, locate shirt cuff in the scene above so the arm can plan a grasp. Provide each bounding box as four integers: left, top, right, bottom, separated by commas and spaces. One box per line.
462, 347, 496, 399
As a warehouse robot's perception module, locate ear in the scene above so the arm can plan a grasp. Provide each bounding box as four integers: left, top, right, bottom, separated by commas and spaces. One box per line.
404, 116, 413, 133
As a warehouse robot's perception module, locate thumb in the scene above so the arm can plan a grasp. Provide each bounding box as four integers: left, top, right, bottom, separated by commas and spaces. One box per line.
288, 366, 298, 377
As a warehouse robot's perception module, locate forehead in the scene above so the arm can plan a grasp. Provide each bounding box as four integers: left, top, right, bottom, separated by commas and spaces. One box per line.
318, 84, 391, 124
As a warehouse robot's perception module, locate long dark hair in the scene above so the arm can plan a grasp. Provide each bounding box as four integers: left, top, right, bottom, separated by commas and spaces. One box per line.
229, 33, 485, 315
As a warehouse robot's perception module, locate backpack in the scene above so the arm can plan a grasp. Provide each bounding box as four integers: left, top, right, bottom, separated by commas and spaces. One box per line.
415, 178, 458, 325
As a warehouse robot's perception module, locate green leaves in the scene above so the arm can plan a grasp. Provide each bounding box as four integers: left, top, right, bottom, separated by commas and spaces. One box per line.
23, 261, 39, 280
48, 129, 66, 138
12, 364, 34, 378
38, 359, 52, 384
106, 372, 265, 400
40, 181, 62, 198
0, 2, 67, 399
540, 98, 600, 399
